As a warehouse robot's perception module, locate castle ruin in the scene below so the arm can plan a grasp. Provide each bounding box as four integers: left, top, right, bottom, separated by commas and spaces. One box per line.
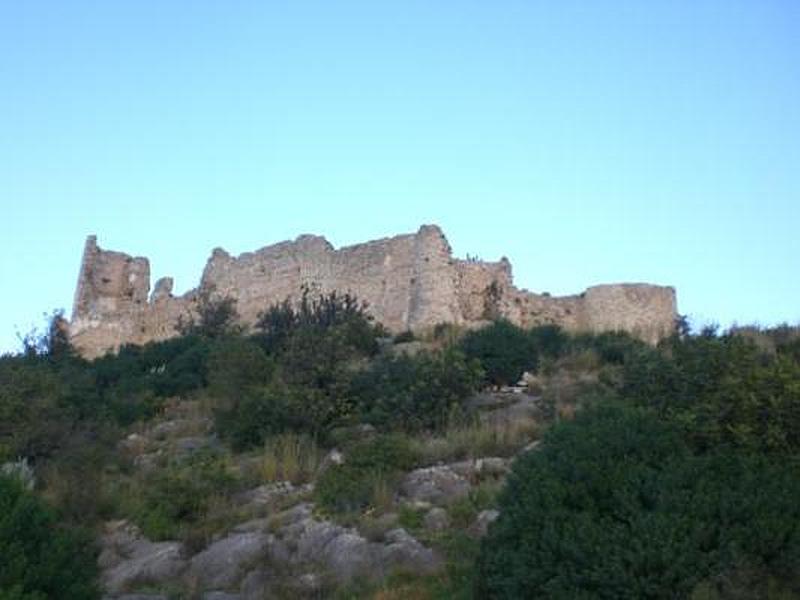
68, 225, 677, 358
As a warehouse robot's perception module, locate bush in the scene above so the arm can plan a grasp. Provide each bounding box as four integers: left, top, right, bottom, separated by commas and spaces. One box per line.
213, 382, 295, 450
0, 356, 68, 460
255, 288, 382, 357
528, 325, 569, 361
622, 333, 800, 453
570, 330, 645, 365
476, 406, 800, 598
352, 349, 483, 432
207, 337, 274, 402
91, 335, 213, 426
260, 433, 323, 484
460, 320, 537, 386
0, 351, 110, 461
124, 450, 237, 541
176, 287, 241, 339
393, 330, 416, 344
0, 475, 99, 599
315, 434, 419, 513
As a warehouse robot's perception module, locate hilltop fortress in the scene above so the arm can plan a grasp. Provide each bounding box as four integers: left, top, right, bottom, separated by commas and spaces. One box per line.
68, 225, 677, 358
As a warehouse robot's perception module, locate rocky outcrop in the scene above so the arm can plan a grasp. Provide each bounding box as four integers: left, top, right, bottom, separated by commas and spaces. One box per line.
187, 532, 270, 590
400, 465, 472, 505
100, 504, 439, 598
69, 226, 677, 358
99, 521, 187, 594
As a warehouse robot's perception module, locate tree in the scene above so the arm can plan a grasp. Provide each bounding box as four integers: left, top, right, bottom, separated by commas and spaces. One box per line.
16, 310, 72, 359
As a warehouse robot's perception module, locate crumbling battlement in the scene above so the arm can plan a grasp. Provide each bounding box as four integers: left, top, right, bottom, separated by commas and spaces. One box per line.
68, 226, 677, 358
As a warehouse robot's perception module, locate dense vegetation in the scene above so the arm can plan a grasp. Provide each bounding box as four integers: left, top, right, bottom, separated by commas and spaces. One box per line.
1, 296, 799, 598
477, 406, 800, 598
477, 324, 800, 599
0, 474, 98, 600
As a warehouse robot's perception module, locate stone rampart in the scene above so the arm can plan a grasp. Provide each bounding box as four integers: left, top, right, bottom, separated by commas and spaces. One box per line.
68, 226, 677, 358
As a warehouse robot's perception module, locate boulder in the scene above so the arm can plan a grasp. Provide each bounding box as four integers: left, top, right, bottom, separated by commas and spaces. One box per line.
319, 448, 344, 472
235, 481, 312, 509
240, 568, 272, 600
448, 457, 511, 480
188, 532, 270, 590
424, 507, 451, 531
380, 528, 440, 574
100, 521, 187, 594
471, 509, 500, 537
260, 503, 439, 584
400, 466, 470, 505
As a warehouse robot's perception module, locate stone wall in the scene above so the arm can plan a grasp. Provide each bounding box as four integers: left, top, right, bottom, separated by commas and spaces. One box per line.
69, 236, 193, 356
68, 226, 677, 358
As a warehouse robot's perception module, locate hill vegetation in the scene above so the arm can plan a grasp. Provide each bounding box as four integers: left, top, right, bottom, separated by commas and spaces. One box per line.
1, 295, 799, 598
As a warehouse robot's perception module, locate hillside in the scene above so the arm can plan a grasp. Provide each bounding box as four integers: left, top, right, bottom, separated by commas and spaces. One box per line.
2, 293, 800, 599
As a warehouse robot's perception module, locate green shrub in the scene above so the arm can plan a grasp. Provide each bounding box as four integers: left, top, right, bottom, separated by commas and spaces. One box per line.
622, 333, 800, 453
207, 337, 274, 401
125, 450, 237, 540
255, 288, 382, 357
393, 330, 416, 344
0, 356, 67, 460
92, 334, 213, 423
176, 287, 241, 339
0, 353, 108, 460
476, 405, 800, 599
315, 434, 419, 513
570, 330, 646, 365
528, 325, 569, 361
0, 475, 99, 599
215, 380, 354, 450
460, 320, 537, 386
213, 384, 286, 450
352, 349, 483, 432
260, 433, 323, 484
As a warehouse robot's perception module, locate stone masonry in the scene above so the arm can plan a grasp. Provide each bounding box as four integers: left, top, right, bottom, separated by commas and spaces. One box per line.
68, 225, 677, 358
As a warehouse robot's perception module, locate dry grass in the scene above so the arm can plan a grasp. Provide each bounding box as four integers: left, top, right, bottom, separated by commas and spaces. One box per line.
412, 417, 538, 465
260, 433, 323, 485
538, 350, 618, 423
370, 475, 395, 514
371, 585, 433, 600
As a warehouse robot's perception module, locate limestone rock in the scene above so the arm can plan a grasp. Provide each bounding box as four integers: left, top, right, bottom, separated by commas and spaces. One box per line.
471, 509, 500, 537
261, 503, 438, 584
448, 457, 511, 480
99, 521, 187, 594
187, 532, 270, 590
382, 528, 439, 572
424, 507, 451, 531
240, 568, 272, 600
400, 466, 471, 505
234, 481, 310, 509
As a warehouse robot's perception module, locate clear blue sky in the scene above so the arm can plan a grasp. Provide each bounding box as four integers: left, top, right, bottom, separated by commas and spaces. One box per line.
1, 1, 798, 353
